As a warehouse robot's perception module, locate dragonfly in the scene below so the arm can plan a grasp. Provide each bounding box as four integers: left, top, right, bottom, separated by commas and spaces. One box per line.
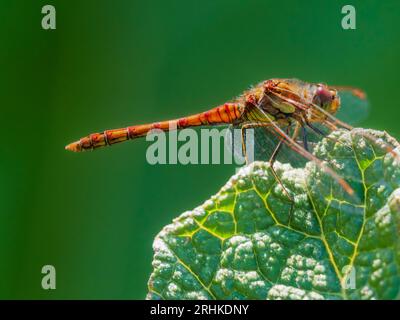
65, 78, 395, 200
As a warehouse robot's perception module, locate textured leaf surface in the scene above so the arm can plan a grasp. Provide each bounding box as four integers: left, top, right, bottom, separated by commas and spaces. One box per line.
147, 129, 400, 300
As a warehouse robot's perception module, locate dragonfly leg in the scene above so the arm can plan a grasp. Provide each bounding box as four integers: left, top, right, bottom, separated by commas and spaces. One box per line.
268, 127, 295, 226
291, 122, 301, 142
307, 119, 353, 151
302, 126, 309, 151
241, 126, 249, 164
242, 122, 295, 225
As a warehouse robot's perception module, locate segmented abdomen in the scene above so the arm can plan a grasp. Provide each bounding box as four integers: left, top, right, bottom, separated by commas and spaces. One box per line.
65, 103, 243, 152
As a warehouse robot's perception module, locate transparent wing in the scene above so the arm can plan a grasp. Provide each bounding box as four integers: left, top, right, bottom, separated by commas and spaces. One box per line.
225, 123, 322, 168
335, 89, 370, 125
225, 121, 366, 208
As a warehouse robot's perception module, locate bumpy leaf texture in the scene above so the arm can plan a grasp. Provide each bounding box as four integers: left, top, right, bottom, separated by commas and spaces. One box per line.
147, 129, 400, 300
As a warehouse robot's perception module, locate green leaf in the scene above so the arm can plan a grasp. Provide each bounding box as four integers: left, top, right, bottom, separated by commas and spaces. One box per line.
147, 129, 400, 300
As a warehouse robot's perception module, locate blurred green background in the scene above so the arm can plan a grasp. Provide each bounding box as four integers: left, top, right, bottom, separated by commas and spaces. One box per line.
1, 0, 400, 299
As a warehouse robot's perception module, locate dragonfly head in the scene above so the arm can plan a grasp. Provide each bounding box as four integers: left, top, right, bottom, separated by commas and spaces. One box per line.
311, 83, 340, 118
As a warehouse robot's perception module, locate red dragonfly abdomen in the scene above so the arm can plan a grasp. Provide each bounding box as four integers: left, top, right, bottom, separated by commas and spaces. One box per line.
65, 103, 243, 152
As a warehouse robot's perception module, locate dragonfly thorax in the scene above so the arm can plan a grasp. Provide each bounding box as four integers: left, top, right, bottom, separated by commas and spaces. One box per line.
257, 79, 341, 124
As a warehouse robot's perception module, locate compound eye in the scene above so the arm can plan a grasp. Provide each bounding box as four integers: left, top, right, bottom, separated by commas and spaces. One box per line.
314, 85, 333, 106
